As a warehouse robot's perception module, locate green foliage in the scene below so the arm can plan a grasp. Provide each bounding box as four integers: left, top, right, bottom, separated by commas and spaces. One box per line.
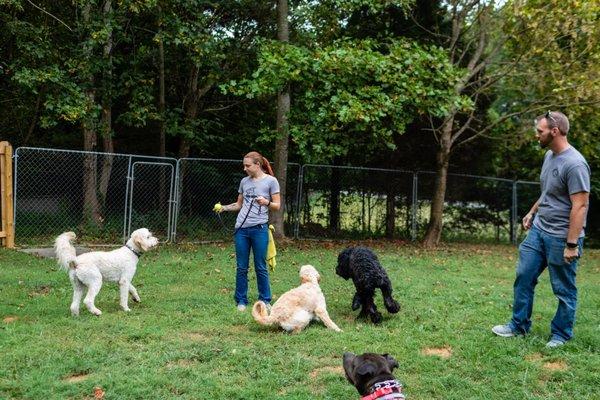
225, 38, 471, 161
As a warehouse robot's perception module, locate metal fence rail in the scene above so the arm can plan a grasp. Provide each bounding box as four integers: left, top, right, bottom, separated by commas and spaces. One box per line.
12, 147, 542, 246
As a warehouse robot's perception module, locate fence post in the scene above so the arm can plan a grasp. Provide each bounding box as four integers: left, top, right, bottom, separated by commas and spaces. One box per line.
1, 142, 15, 248
511, 180, 517, 245
294, 165, 304, 239
410, 172, 418, 241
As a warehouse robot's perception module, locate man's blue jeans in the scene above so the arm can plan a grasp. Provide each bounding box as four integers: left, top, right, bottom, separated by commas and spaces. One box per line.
509, 226, 582, 342
233, 224, 271, 306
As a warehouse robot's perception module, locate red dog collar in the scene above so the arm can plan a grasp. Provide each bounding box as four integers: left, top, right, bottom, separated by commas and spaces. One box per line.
360, 380, 405, 400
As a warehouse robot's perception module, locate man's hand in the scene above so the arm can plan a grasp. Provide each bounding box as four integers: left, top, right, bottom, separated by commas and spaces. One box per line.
564, 246, 579, 264
522, 213, 534, 230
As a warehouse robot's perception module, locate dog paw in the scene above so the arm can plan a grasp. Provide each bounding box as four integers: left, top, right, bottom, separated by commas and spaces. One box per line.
91, 309, 102, 316
122, 307, 131, 312
386, 301, 401, 314
351, 298, 361, 311
370, 312, 383, 324
132, 297, 141, 303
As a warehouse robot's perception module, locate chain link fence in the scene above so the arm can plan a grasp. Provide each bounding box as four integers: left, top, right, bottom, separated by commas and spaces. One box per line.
12, 147, 543, 246
294, 165, 414, 239
414, 172, 516, 243
14, 148, 176, 245
172, 159, 300, 242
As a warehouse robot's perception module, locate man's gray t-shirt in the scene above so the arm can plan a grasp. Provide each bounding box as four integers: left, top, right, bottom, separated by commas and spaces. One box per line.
533, 147, 590, 238
235, 175, 280, 229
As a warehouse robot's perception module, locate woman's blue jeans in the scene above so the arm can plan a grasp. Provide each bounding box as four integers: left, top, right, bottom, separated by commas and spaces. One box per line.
509, 226, 582, 342
233, 224, 271, 306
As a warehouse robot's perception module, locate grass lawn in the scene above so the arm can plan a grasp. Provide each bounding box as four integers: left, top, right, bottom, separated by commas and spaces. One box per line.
1, 241, 599, 399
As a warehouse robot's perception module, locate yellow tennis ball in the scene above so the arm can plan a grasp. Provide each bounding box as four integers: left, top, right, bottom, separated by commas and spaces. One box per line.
213, 202, 223, 212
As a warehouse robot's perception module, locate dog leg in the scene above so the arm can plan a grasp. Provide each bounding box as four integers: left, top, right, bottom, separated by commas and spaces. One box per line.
381, 280, 400, 314
119, 278, 131, 312
359, 293, 382, 324
351, 292, 361, 311
315, 307, 342, 332
70, 278, 85, 316
129, 284, 141, 303
83, 281, 102, 316
357, 291, 373, 320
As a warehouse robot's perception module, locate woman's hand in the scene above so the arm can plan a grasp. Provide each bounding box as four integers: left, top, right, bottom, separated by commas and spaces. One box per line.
255, 196, 270, 206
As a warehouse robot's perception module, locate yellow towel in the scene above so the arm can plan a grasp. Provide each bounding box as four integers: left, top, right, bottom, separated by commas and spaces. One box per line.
267, 224, 277, 272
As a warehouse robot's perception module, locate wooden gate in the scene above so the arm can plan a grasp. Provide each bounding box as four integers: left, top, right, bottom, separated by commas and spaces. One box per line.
1, 141, 15, 248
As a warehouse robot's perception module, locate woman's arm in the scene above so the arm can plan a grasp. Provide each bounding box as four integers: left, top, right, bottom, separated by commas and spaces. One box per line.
257, 193, 281, 211
222, 194, 243, 212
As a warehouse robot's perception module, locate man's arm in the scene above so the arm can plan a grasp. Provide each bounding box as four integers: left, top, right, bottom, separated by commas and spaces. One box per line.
564, 191, 589, 263
566, 192, 589, 244
522, 199, 541, 230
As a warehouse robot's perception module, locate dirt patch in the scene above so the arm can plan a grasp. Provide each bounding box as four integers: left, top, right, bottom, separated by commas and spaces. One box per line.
183, 332, 210, 342
421, 346, 452, 359
3, 316, 18, 323
525, 353, 544, 362
29, 285, 51, 297
309, 366, 344, 379
543, 361, 568, 371
64, 373, 90, 383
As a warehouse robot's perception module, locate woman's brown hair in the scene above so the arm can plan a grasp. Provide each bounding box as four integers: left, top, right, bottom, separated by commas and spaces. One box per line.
244, 151, 274, 176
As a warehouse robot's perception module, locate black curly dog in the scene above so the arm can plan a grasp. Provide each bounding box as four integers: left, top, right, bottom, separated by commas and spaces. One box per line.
336, 247, 400, 324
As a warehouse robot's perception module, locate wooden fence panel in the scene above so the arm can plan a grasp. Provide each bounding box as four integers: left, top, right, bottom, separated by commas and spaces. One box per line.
1, 141, 15, 248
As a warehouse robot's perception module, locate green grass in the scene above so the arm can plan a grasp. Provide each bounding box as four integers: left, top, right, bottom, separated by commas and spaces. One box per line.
1, 242, 599, 399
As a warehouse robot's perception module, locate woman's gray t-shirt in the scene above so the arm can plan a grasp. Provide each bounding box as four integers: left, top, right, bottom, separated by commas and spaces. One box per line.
235, 175, 280, 229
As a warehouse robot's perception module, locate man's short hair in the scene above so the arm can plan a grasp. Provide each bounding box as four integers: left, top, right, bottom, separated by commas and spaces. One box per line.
536, 111, 570, 136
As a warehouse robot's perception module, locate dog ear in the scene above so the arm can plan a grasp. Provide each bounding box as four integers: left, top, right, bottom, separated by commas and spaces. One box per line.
132, 231, 146, 251
383, 354, 399, 370
356, 362, 377, 377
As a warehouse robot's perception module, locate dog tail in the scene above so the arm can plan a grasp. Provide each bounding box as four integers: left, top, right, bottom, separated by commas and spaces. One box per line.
54, 231, 78, 270
251, 301, 275, 326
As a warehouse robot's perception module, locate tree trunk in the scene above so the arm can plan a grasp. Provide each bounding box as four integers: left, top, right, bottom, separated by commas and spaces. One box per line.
82, 120, 102, 226
271, 0, 290, 238
98, 0, 113, 213
422, 117, 453, 247
329, 167, 341, 233
81, 2, 102, 227
385, 187, 396, 238
157, 9, 167, 206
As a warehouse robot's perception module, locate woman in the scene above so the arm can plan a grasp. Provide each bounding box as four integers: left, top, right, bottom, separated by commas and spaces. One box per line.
215, 151, 281, 311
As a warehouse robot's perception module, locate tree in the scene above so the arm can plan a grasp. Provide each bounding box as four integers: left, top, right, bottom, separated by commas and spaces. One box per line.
421, 0, 600, 246
272, 0, 291, 238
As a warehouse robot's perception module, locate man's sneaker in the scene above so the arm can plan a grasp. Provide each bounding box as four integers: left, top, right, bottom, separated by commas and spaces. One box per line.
236, 304, 247, 312
546, 339, 565, 348
492, 324, 519, 337
264, 303, 272, 313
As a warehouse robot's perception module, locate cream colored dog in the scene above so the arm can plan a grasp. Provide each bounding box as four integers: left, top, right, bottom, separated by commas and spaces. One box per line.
252, 265, 342, 333
54, 228, 158, 316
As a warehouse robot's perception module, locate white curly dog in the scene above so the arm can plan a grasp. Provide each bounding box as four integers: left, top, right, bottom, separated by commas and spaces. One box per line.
55, 228, 158, 316
252, 265, 342, 333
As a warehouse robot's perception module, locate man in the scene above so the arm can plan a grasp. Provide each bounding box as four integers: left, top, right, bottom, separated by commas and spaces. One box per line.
492, 111, 590, 348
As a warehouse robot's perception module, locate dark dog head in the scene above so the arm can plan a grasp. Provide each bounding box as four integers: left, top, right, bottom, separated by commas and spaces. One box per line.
343, 352, 399, 396
336, 247, 354, 279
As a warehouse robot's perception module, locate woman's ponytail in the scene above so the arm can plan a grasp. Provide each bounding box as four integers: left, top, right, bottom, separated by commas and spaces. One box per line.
244, 151, 274, 176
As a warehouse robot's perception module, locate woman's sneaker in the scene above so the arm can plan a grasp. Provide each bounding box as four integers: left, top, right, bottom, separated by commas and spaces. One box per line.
236, 304, 247, 312
492, 324, 519, 337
